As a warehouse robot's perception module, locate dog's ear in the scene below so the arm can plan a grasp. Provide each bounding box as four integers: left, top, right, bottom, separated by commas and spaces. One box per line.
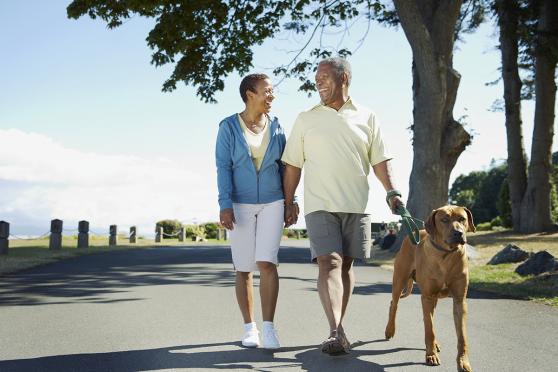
424, 209, 438, 235
464, 207, 476, 232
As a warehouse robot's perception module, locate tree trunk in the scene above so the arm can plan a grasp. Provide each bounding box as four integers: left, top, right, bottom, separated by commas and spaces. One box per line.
496, 0, 528, 232
519, 0, 558, 232
392, 1, 471, 229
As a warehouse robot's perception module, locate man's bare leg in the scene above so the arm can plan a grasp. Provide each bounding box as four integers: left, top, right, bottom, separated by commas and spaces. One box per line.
338, 256, 355, 348
317, 252, 349, 353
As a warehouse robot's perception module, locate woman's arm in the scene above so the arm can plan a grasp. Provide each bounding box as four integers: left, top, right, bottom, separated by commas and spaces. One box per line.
216, 123, 235, 229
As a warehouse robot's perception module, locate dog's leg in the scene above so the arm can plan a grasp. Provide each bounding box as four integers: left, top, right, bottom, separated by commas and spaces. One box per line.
421, 294, 441, 366
385, 270, 407, 339
451, 281, 472, 372
385, 245, 414, 340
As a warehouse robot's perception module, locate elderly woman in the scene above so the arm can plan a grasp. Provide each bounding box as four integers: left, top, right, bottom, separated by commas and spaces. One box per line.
215, 73, 291, 349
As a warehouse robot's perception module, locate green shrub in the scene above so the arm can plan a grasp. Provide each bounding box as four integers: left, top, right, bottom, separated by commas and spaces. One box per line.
476, 222, 492, 231
203, 222, 219, 239
155, 219, 182, 239
490, 216, 503, 228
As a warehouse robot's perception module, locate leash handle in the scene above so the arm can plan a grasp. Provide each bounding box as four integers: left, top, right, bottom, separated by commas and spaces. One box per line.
385, 190, 423, 245
396, 205, 422, 245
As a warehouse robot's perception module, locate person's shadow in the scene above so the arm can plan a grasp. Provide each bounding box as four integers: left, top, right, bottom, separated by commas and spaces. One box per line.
293, 339, 424, 371
0, 339, 424, 371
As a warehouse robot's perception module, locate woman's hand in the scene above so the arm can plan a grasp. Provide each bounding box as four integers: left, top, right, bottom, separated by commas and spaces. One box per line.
220, 208, 236, 230
284, 203, 299, 228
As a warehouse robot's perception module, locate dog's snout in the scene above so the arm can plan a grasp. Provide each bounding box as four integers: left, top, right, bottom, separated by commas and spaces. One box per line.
452, 230, 464, 239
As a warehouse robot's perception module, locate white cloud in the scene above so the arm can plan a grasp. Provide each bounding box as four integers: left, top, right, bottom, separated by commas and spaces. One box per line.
0, 129, 219, 235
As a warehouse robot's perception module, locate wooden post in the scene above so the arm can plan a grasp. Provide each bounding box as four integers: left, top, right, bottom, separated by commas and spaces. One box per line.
178, 227, 185, 242
130, 226, 136, 244
155, 226, 162, 243
77, 220, 89, 248
109, 225, 117, 246
49, 219, 63, 250
0, 221, 9, 255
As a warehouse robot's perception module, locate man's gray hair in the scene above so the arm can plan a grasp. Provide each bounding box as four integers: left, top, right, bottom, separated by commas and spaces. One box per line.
318, 57, 352, 86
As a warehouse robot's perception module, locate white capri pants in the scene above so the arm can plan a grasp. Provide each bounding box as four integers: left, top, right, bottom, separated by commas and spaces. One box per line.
230, 199, 284, 272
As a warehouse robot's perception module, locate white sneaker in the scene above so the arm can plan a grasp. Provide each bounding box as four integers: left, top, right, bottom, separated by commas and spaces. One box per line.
262, 326, 281, 349
241, 328, 260, 348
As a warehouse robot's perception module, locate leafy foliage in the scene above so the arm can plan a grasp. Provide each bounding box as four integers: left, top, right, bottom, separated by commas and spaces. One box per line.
67, 0, 398, 102
451, 161, 558, 225
203, 222, 219, 239
450, 165, 507, 224
155, 219, 182, 238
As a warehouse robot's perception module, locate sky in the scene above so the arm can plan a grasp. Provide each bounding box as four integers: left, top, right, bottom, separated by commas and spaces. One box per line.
1, 1, 556, 236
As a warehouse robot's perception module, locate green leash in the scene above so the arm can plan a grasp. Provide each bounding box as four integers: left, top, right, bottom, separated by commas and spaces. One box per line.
386, 190, 423, 245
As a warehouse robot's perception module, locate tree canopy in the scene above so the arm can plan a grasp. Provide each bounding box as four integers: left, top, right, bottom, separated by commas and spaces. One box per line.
67, 0, 400, 102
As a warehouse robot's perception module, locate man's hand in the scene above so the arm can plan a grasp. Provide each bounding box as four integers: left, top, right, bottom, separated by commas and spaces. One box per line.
388, 195, 404, 214
219, 208, 235, 230
284, 203, 299, 228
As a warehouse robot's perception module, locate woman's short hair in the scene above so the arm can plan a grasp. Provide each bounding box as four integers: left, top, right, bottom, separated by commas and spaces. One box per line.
318, 57, 352, 86
239, 73, 270, 102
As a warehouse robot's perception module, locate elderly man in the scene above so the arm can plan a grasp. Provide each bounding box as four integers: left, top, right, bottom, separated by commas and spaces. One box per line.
282, 57, 402, 354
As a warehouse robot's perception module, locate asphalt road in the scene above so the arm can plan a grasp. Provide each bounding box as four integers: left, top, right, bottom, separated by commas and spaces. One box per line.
0, 243, 556, 372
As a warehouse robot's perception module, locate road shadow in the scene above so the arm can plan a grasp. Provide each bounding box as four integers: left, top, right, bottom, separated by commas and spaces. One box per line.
0, 339, 427, 372
0, 246, 314, 306
0, 245, 525, 307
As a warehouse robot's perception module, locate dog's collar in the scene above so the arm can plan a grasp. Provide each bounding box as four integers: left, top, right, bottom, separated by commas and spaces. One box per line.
428, 238, 458, 255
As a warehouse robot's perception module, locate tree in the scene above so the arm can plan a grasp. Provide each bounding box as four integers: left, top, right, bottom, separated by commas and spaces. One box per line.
493, 0, 558, 232
68, 0, 484, 238
391, 0, 478, 226
519, 0, 558, 232
494, 0, 528, 230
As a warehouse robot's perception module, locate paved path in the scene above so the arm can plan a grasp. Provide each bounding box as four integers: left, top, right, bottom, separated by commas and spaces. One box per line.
0, 243, 556, 371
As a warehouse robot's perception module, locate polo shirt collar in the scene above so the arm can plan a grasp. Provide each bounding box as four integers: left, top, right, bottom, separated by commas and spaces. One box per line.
314, 97, 357, 112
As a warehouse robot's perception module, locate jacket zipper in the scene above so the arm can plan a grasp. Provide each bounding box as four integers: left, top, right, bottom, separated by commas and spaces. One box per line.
236, 115, 276, 204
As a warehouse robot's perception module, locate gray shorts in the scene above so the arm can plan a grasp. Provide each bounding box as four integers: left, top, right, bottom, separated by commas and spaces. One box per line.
305, 211, 372, 261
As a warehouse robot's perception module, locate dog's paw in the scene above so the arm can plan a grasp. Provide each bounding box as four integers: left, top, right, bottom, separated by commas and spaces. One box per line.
425, 352, 441, 366
457, 356, 472, 372
384, 324, 395, 339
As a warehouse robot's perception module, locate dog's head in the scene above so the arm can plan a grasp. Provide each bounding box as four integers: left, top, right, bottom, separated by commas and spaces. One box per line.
424, 205, 475, 247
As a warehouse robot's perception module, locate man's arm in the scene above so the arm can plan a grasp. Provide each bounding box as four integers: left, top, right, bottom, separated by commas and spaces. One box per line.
372, 159, 403, 212
283, 164, 301, 227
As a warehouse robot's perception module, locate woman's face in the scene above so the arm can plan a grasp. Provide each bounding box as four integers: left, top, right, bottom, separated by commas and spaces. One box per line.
247, 78, 274, 114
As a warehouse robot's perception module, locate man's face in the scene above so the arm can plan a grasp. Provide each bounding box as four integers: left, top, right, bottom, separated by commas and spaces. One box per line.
247, 78, 274, 114
315, 63, 344, 106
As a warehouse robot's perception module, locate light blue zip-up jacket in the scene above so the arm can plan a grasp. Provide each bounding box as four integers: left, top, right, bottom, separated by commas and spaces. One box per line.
216, 114, 286, 211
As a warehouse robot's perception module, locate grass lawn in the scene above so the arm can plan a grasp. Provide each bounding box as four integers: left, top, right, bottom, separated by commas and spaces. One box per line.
467, 230, 558, 306
368, 229, 558, 307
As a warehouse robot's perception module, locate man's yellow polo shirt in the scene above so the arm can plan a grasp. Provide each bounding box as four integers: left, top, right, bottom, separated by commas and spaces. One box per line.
281, 98, 392, 215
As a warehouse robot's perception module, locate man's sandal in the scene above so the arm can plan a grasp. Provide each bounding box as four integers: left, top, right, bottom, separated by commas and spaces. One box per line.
321, 332, 350, 355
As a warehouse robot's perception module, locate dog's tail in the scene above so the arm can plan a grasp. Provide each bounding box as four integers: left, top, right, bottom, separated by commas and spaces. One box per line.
399, 271, 415, 298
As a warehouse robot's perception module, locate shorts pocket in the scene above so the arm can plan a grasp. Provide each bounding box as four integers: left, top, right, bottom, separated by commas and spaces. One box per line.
305, 212, 329, 238
360, 215, 372, 258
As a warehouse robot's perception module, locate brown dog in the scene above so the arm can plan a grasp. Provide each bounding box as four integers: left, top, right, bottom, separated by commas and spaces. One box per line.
385, 205, 475, 372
